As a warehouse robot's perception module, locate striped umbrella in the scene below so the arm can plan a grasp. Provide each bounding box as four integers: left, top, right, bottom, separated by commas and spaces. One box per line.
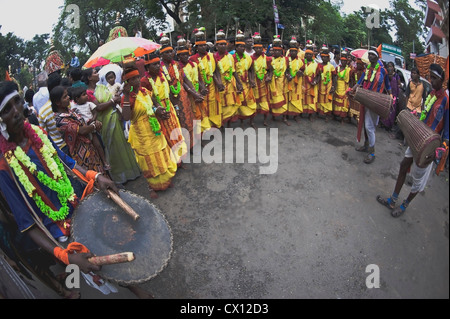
83, 37, 160, 69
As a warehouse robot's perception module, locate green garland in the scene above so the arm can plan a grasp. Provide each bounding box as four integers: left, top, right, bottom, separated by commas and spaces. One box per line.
6, 125, 76, 221
202, 69, 213, 85
272, 57, 285, 78
322, 70, 331, 85
170, 81, 182, 97
420, 93, 437, 121
197, 56, 214, 85
136, 92, 162, 136
218, 55, 234, 82
338, 67, 347, 80
364, 63, 380, 82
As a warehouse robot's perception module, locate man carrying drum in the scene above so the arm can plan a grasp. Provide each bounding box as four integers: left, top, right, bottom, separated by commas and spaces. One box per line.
376, 64, 449, 218
0, 80, 119, 280
349, 45, 392, 164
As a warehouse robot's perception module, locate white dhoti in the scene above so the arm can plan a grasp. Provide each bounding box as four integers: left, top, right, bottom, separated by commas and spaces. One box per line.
405, 147, 434, 193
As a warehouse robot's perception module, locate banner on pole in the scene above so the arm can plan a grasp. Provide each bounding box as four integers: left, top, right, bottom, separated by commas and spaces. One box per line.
273, 5, 279, 24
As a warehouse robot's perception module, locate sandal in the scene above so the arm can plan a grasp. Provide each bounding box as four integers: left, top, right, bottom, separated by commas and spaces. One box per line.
391, 207, 405, 218
376, 195, 395, 210
364, 153, 375, 164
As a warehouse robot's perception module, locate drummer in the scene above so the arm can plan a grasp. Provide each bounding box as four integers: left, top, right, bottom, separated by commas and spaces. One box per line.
0, 80, 119, 273
349, 45, 392, 164
376, 64, 449, 218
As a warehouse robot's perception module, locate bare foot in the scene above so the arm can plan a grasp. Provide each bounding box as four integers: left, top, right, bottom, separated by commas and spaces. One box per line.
283, 119, 291, 126
149, 190, 158, 199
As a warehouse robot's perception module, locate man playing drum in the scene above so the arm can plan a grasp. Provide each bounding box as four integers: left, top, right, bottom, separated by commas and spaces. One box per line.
376, 64, 449, 218
350, 45, 392, 164
0, 80, 119, 274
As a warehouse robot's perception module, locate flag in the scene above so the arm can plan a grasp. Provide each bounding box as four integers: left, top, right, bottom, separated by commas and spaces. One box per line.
277, 24, 285, 30
273, 5, 279, 24
5, 71, 11, 81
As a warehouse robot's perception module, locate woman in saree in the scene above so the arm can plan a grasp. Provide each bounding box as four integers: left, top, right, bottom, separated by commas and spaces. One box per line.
121, 66, 178, 199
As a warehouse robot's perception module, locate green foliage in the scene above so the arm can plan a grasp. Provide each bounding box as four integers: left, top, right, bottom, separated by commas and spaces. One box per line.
52, 0, 168, 60
0, 32, 25, 79
388, 0, 425, 69
0, 0, 431, 85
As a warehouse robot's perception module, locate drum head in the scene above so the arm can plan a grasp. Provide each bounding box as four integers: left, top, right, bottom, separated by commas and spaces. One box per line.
71, 190, 173, 285
416, 137, 440, 168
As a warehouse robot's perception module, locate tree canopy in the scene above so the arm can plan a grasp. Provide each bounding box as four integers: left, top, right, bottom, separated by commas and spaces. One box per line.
1, 0, 434, 86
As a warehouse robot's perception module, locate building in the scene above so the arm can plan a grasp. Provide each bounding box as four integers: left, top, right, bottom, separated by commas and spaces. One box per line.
424, 0, 448, 58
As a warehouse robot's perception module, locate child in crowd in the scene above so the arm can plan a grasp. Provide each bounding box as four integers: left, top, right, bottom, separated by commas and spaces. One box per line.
106, 71, 122, 96
69, 86, 111, 171
105, 70, 124, 114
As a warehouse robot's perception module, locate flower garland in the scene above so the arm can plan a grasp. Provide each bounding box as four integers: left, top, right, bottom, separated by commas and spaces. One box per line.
289, 57, 301, 78
218, 54, 234, 82
364, 63, 380, 83
255, 56, 267, 81
183, 63, 200, 92
235, 53, 247, 77
420, 93, 437, 121
272, 57, 285, 78
149, 73, 171, 113
338, 66, 347, 80
162, 63, 182, 97
321, 68, 331, 85
136, 91, 162, 135
197, 55, 213, 85
1, 123, 76, 221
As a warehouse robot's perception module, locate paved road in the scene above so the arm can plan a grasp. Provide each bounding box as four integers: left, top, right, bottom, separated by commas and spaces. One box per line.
77, 114, 449, 300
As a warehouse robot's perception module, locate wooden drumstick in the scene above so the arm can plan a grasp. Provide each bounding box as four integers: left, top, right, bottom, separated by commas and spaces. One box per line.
89, 252, 135, 266
107, 189, 140, 221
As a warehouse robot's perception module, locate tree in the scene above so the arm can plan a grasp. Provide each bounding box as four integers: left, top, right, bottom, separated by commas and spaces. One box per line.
308, 1, 344, 46
184, 0, 318, 43
0, 32, 25, 81
342, 13, 367, 49
388, 0, 425, 69
23, 34, 51, 71
52, 0, 168, 63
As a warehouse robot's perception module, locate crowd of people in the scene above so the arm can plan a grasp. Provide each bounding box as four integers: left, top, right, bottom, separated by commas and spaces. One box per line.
0, 26, 448, 298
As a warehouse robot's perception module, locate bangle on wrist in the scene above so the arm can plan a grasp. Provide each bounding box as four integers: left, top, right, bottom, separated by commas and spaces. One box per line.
91, 122, 96, 130
95, 172, 102, 182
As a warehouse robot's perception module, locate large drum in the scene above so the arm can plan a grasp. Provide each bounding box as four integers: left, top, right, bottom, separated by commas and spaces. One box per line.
354, 87, 393, 119
71, 190, 173, 285
397, 109, 442, 168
